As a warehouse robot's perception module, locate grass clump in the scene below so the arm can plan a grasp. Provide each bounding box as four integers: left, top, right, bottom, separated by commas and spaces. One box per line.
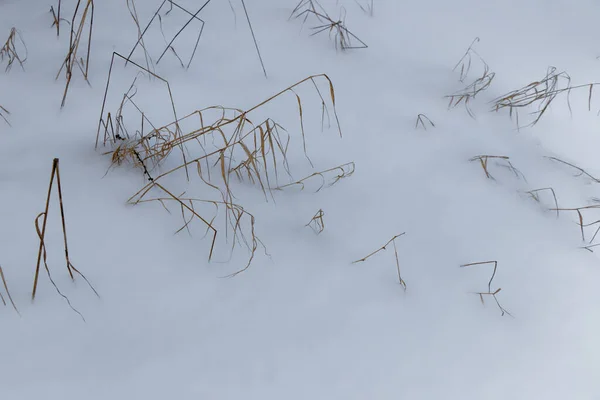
106, 74, 344, 275
96, 52, 180, 154
492, 66, 600, 128
452, 37, 485, 83
290, 0, 368, 50
1, 27, 27, 72
446, 38, 494, 118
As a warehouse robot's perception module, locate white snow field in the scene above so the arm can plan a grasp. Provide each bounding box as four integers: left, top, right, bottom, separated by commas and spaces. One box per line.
1, 0, 600, 398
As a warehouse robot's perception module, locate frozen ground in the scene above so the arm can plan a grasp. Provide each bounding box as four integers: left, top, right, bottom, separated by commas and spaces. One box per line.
1, 0, 600, 398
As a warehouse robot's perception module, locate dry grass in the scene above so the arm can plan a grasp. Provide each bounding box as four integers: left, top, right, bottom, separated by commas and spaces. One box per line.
446, 65, 494, 118
540, 159, 600, 242
126, 0, 153, 72
460, 261, 512, 317
49, 0, 67, 37
291, 0, 368, 50
56, 0, 94, 108
240, 0, 268, 77
353, 233, 407, 290
131, 183, 263, 277
0, 265, 20, 316
415, 114, 435, 130
1, 27, 27, 72
492, 66, 600, 128
276, 162, 354, 192
446, 50, 494, 118
355, 0, 374, 16
469, 155, 526, 181
290, 0, 327, 23
526, 187, 559, 217
549, 204, 600, 243
452, 37, 484, 83
127, 0, 207, 70
546, 156, 600, 183
126, 0, 265, 75
32, 158, 99, 321
581, 243, 600, 252
0, 104, 10, 126
96, 52, 180, 152
106, 74, 342, 275
306, 209, 325, 234
110, 74, 339, 174
445, 38, 495, 118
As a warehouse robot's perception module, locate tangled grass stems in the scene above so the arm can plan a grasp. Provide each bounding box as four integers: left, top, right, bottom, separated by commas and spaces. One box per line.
492, 66, 600, 128
111, 75, 342, 275
126, 0, 153, 72
131, 183, 265, 277
453, 37, 483, 83
291, 1, 367, 50
290, 0, 328, 23
446, 63, 495, 118
154, 1, 206, 69
56, 0, 94, 108
1, 27, 27, 72
119, 74, 340, 200
96, 52, 185, 177
127, 0, 264, 74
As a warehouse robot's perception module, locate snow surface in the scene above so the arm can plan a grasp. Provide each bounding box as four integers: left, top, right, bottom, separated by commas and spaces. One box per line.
1, 0, 600, 398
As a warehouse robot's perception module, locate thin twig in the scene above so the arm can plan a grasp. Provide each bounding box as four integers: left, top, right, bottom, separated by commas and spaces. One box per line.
353, 233, 407, 289
241, 0, 267, 77
0, 265, 20, 316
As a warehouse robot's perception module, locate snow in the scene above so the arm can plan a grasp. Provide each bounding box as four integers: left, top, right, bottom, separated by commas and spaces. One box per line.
1, 0, 600, 398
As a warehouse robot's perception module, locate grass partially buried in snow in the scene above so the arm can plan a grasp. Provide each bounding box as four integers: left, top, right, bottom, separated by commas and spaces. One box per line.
1, 0, 600, 398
